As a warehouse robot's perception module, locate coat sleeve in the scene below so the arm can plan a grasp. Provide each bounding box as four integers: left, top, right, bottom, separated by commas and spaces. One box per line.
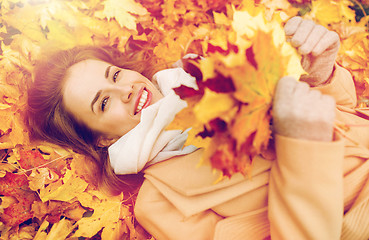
134, 180, 223, 240
314, 63, 357, 108
268, 134, 345, 240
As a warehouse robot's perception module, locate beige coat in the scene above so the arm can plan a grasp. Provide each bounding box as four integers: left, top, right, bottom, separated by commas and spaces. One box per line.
134, 65, 369, 240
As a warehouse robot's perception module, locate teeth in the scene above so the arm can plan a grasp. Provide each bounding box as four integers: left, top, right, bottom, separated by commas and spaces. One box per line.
135, 90, 148, 113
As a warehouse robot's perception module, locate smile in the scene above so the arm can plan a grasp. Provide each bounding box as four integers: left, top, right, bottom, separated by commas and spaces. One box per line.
135, 88, 150, 114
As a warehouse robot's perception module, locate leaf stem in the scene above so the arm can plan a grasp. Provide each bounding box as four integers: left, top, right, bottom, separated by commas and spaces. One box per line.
15, 154, 72, 175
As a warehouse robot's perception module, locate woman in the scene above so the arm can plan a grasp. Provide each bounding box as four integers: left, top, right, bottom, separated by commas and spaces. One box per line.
26, 17, 369, 239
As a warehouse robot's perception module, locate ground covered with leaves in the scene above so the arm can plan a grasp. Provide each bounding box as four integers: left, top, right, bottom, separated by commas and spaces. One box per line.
0, 0, 368, 239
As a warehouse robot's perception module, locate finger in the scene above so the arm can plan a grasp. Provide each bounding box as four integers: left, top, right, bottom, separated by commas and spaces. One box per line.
312, 31, 340, 56
291, 20, 315, 48
298, 25, 328, 55
284, 16, 303, 36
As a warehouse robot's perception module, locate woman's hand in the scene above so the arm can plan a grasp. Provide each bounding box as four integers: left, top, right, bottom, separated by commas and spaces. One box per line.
272, 77, 336, 142
285, 16, 340, 86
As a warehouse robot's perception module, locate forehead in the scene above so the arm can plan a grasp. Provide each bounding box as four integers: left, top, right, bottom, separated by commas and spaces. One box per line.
62, 59, 109, 117
67, 59, 109, 80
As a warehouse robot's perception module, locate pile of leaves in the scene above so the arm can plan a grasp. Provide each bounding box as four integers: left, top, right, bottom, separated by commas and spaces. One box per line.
0, 0, 368, 239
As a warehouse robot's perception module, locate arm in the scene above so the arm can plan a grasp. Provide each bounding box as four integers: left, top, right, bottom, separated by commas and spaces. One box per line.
134, 180, 222, 240
269, 77, 344, 239
269, 135, 344, 239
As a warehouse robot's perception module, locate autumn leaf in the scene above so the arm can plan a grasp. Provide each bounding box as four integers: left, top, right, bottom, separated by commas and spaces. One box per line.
31, 200, 85, 223
1, 0, 369, 239
28, 167, 59, 191
0, 172, 38, 226
73, 192, 126, 239
39, 168, 89, 202
98, 0, 148, 30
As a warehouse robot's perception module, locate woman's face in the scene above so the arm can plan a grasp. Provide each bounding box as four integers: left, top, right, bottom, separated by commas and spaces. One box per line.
62, 59, 163, 146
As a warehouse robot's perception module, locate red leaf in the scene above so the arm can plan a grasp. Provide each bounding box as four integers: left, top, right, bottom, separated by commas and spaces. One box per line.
197, 125, 215, 138
205, 72, 235, 93
210, 138, 237, 177
209, 118, 228, 132
18, 149, 66, 176
18, 150, 48, 170
207, 42, 239, 55
173, 85, 202, 99
0, 173, 38, 226
246, 46, 258, 69
182, 58, 204, 81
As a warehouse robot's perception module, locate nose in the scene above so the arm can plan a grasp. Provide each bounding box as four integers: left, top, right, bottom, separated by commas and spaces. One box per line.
117, 84, 133, 103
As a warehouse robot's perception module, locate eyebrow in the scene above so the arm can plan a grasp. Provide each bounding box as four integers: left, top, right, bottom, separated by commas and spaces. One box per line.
105, 65, 112, 78
90, 66, 112, 113
91, 90, 102, 113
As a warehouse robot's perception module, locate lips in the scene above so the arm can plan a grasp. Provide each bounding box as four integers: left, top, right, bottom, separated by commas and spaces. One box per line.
135, 88, 151, 114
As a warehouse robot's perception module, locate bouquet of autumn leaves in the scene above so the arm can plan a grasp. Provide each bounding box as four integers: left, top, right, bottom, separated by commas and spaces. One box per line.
169, 7, 305, 177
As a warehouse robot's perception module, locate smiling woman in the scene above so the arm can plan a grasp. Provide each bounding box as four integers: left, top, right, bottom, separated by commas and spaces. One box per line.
26, 45, 163, 193
62, 59, 163, 146
25, 17, 369, 239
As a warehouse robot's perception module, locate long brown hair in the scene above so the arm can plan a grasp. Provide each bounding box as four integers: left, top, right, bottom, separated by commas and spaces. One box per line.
26, 44, 165, 195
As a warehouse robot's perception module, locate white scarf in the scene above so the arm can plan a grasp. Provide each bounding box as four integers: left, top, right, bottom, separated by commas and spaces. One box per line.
108, 68, 198, 175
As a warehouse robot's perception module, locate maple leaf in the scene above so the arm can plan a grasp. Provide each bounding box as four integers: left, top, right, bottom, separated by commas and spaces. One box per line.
308, 0, 356, 26
39, 168, 89, 202
0, 172, 38, 226
38, 217, 75, 240
18, 150, 48, 171
31, 200, 85, 223
99, 0, 148, 30
1, 223, 37, 240
73, 192, 126, 239
28, 167, 59, 191
1, 0, 369, 238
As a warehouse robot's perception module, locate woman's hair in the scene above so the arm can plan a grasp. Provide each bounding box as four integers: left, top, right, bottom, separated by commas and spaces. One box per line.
26, 44, 165, 195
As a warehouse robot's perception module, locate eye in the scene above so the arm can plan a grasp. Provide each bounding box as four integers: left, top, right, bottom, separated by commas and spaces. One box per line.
101, 97, 109, 112
113, 70, 121, 82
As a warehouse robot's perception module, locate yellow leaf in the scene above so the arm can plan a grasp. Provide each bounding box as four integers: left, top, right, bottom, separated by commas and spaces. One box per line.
231, 98, 270, 150
199, 58, 215, 80
213, 11, 231, 25
232, 11, 268, 40
33, 219, 49, 240
310, 0, 355, 26
0, 163, 17, 177
28, 167, 59, 191
194, 89, 236, 124
0, 196, 18, 210
0, 103, 11, 110
3, 4, 46, 43
39, 169, 88, 202
72, 195, 124, 238
100, 0, 147, 30
45, 218, 74, 240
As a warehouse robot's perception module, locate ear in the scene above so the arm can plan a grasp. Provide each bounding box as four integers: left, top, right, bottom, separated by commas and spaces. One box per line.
97, 135, 119, 148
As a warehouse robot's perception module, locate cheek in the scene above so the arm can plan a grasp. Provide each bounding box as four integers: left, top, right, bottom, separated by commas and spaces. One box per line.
108, 113, 140, 134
